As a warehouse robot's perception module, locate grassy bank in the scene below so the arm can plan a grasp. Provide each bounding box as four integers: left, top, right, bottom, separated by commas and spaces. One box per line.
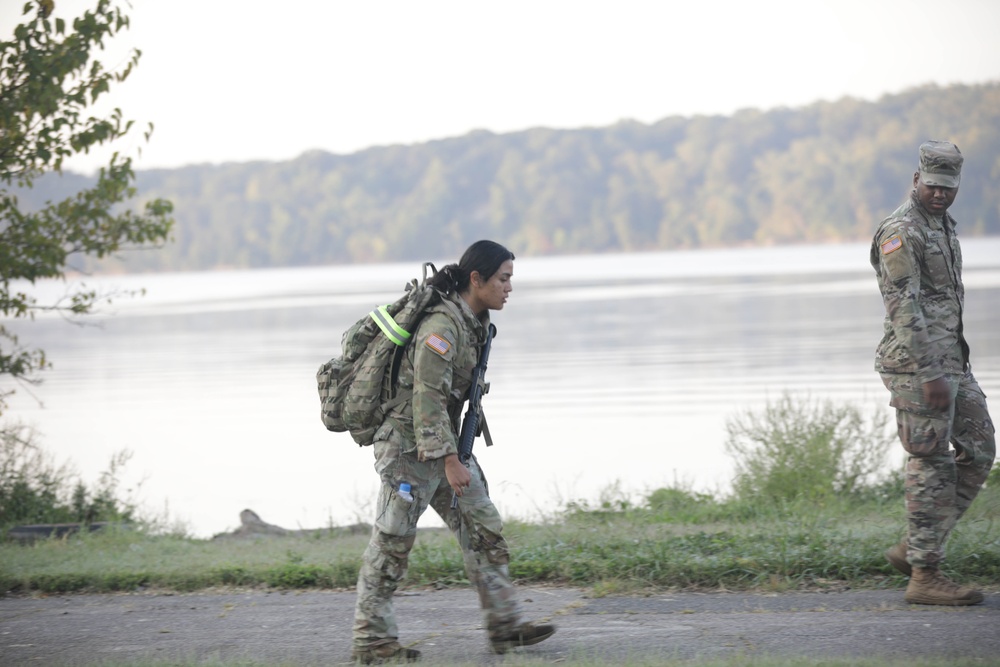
2, 486, 997, 596
3, 395, 998, 597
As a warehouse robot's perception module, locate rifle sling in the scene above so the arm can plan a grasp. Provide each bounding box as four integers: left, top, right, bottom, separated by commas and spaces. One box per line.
481, 411, 493, 448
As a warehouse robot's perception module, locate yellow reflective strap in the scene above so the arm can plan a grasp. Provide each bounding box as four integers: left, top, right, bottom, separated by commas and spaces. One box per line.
369, 306, 411, 346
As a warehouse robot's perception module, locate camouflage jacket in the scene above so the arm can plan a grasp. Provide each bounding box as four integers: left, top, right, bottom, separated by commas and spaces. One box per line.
384, 290, 488, 461
870, 193, 969, 382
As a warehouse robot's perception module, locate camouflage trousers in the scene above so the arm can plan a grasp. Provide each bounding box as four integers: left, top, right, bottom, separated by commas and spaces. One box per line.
882, 370, 996, 568
352, 427, 522, 650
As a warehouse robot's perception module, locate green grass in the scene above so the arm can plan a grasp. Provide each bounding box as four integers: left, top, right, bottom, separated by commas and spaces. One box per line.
4, 394, 998, 599
2, 485, 997, 596
3, 392, 998, 667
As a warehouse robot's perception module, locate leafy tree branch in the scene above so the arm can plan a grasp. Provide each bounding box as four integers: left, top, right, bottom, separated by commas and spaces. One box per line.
0, 0, 174, 413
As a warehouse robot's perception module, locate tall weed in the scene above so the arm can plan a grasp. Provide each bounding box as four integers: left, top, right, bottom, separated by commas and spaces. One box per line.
724, 393, 896, 505
0, 422, 139, 529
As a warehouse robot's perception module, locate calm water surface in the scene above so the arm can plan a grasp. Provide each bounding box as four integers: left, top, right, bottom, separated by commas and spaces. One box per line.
6, 239, 1000, 537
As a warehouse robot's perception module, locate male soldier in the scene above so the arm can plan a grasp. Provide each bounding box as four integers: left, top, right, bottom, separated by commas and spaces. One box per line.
871, 140, 995, 605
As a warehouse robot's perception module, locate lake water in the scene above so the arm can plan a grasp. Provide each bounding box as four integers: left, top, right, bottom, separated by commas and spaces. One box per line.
5, 239, 1000, 538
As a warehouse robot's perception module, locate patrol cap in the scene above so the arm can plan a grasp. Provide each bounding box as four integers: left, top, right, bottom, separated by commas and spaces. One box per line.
918, 140, 963, 188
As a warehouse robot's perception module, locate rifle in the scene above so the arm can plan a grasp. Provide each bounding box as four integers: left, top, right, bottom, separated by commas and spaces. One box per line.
450, 323, 497, 509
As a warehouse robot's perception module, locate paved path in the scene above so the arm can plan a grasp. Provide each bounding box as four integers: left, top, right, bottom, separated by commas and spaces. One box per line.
1, 586, 998, 665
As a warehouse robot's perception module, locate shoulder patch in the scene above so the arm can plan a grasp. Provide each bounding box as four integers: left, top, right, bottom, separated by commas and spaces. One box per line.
880, 235, 902, 255
425, 333, 451, 356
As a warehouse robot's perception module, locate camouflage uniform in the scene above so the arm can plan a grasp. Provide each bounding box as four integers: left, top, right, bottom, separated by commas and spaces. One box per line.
871, 143, 995, 570
352, 290, 522, 652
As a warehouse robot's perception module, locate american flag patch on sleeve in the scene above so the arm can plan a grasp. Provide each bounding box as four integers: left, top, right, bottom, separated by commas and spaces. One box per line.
881, 236, 902, 255
425, 333, 451, 356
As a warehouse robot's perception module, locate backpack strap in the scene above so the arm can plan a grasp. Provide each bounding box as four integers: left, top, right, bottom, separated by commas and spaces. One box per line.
436, 297, 468, 345
379, 295, 475, 422
379, 390, 412, 413
438, 296, 494, 447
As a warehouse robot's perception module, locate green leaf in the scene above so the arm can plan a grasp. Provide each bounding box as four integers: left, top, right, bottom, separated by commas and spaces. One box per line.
0, 0, 174, 414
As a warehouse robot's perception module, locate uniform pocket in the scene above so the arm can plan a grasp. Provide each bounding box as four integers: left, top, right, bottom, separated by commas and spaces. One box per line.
888, 393, 948, 419
922, 237, 951, 285
375, 483, 417, 537
883, 374, 951, 418
895, 411, 950, 457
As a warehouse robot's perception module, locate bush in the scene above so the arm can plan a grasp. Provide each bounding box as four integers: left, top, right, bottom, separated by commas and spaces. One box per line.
0, 423, 138, 529
645, 486, 718, 522
724, 393, 896, 505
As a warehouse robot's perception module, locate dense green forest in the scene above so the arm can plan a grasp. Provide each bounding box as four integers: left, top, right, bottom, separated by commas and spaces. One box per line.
20, 82, 1000, 273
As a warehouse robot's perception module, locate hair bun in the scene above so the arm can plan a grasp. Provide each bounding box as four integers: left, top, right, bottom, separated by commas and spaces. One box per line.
428, 263, 466, 293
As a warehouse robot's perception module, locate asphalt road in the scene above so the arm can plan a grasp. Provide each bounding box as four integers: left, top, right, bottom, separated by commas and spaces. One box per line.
1, 586, 998, 665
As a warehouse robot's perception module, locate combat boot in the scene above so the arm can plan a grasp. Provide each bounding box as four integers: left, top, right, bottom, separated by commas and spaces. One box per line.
351, 642, 421, 664
489, 621, 557, 654
884, 540, 911, 576
905, 567, 984, 606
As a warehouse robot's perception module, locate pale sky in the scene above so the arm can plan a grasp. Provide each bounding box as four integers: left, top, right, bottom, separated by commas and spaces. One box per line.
3, 0, 1000, 174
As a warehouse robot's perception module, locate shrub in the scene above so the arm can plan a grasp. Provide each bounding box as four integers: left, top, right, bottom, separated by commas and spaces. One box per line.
645, 486, 718, 522
724, 393, 896, 505
0, 423, 138, 529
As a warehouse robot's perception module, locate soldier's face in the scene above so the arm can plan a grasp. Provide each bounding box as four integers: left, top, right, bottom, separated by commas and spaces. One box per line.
473, 259, 514, 312
913, 172, 958, 214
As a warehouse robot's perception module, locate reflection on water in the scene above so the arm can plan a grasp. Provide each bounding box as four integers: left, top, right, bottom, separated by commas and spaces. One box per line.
4, 239, 1000, 537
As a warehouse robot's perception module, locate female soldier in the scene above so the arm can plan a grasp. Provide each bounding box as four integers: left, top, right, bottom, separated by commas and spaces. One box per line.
351, 240, 556, 664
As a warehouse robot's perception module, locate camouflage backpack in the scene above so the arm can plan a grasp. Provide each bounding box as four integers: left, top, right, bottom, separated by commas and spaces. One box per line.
316, 262, 444, 446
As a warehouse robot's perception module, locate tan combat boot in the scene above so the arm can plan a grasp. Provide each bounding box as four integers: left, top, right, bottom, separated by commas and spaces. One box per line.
905, 567, 984, 606
489, 622, 557, 654
351, 642, 421, 664
884, 540, 911, 576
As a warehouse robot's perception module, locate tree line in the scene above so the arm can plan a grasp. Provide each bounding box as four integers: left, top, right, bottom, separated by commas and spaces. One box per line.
21, 81, 1000, 274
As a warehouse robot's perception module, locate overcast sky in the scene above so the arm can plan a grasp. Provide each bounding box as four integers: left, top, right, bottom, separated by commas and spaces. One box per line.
4, 0, 1000, 174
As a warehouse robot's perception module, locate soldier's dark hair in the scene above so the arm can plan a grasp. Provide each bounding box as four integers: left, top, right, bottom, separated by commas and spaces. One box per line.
428, 240, 515, 293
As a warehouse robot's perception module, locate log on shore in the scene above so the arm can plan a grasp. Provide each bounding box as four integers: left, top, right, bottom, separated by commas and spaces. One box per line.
211, 509, 370, 540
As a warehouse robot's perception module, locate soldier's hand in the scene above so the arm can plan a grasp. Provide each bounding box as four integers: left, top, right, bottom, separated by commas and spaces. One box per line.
444, 454, 472, 497
923, 377, 951, 409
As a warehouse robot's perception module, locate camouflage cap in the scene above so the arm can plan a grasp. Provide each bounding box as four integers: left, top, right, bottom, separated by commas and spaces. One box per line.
918, 140, 963, 188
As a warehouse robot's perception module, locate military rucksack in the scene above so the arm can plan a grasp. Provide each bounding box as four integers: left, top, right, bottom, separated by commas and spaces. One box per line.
316, 262, 444, 446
